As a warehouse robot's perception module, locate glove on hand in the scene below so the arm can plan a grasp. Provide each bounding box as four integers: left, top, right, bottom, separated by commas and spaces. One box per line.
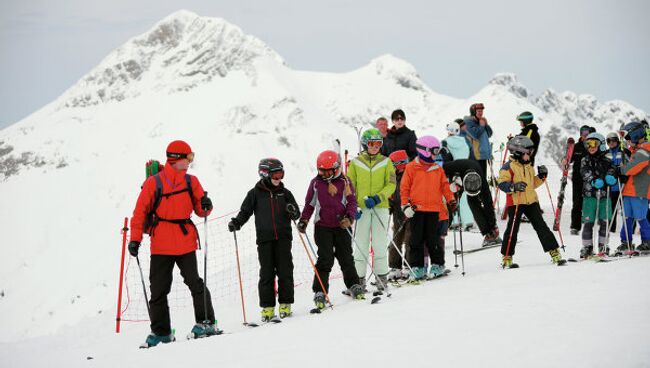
286, 203, 301, 221
605, 175, 617, 186
448, 199, 458, 212
513, 182, 527, 192
592, 178, 604, 189
201, 194, 213, 212
401, 204, 416, 218
228, 218, 241, 232
537, 165, 548, 180
364, 195, 381, 209
297, 219, 308, 233
339, 217, 353, 229
128, 241, 140, 257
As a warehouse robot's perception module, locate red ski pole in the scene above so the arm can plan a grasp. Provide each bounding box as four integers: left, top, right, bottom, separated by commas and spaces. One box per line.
503, 192, 522, 267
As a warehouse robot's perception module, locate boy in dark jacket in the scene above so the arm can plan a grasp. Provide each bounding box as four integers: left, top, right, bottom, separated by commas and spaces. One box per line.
579, 133, 617, 258
299, 150, 364, 311
228, 158, 300, 321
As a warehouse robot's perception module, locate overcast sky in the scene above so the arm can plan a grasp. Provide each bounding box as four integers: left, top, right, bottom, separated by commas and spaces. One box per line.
1, 0, 648, 129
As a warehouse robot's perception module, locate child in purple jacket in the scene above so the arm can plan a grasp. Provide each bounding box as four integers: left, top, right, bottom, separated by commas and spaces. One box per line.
299, 150, 365, 311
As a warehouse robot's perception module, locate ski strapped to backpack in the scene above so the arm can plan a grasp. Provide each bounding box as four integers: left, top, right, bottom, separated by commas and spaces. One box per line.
143, 172, 200, 248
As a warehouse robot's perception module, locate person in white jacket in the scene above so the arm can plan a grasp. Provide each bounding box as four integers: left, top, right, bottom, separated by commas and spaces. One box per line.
442, 121, 475, 230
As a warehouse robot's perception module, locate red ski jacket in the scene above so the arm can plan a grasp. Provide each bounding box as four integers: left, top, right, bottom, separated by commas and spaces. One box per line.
130, 163, 211, 255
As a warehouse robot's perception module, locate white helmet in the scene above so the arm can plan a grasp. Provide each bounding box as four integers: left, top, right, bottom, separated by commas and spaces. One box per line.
446, 122, 460, 136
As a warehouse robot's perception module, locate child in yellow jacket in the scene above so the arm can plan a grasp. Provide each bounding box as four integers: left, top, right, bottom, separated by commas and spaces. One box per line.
497, 136, 566, 268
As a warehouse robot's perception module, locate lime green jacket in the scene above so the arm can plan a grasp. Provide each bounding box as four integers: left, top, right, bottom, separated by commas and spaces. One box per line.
348, 152, 397, 209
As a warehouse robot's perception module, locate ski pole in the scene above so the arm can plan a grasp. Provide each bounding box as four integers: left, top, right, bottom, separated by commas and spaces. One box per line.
287, 203, 318, 258
456, 194, 466, 276
604, 186, 611, 251
617, 181, 634, 256
135, 255, 151, 320
345, 226, 391, 297
233, 230, 258, 327
201, 192, 210, 324
370, 207, 417, 278
544, 180, 566, 251
503, 191, 522, 268
293, 220, 333, 309
594, 190, 601, 255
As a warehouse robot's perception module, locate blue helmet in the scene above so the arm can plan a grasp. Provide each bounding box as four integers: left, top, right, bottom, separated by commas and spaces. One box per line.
621, 121, 647, 144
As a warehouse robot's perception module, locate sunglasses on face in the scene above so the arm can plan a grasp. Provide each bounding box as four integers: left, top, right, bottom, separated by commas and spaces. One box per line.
393, 117, 405, 122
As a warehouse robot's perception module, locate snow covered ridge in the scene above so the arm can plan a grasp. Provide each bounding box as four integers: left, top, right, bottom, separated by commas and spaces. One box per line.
58, 9, 284, 109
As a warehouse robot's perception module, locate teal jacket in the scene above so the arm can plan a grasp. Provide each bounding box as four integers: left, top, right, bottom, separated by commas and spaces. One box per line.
347, 152, 397, 209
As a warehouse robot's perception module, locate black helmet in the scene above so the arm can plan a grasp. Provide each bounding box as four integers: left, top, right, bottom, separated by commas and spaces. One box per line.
621, 121, 647, 144
258, 158, 284, 178
508, 135, 535, 162
517, 111, 534, 125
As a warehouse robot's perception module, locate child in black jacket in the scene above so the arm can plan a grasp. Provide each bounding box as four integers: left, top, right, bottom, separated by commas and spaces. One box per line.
228, 158, 300, 321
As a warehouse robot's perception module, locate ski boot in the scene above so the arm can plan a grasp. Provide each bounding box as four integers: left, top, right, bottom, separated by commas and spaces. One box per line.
278, 303, 292, 319
375, 274, 389, 291
501, 255, 519, 269
482, 229, 502, 247
428, 264, 446, 278
188, 321, 220, 339
140, 333, 175, 348
549, 248, 567, 266
408, 266, 427, 282
570, 228, 580, 236
358, 277, 369, 292
636, 240, 650, 254
614, 242, 633, 256
349, 284, 366, 300
261, 307, 276, 322
387, 268, 402, 281
579, 245, 593, 259
313, 292, 326, 311
597, 243, 610, 257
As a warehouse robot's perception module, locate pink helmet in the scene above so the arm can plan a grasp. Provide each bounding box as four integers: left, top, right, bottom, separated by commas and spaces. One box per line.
415, 135, 441, 158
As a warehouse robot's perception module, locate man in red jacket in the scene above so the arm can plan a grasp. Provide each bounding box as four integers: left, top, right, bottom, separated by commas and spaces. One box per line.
129, 140, 216, 347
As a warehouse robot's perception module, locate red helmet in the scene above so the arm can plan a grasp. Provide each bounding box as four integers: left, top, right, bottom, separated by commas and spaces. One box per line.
389, 150, 409, 171
316, 150, 341, 179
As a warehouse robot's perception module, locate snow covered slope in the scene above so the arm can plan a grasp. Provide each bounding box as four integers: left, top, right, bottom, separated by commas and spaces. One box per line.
0, 10, 649, 367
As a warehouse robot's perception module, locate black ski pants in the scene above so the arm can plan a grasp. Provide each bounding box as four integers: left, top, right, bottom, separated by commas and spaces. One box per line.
312, 226, 360, 293
466, 184, 497, 236
149, 251, 214, 336
257, 239, 294, 307
570, 177, 584, 231
501, 202, 558, 256
389, 215, 411, 269
408, 212, 441, 267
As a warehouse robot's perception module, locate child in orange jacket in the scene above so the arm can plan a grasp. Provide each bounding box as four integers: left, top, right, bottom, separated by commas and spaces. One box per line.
400, 136, 456, 280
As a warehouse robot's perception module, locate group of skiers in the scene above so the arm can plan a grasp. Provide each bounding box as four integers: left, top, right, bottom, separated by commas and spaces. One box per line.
127, 106, 650, 348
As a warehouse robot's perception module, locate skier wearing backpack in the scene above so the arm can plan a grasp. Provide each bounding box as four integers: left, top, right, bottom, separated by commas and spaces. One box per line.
348, 128, 397, 290
442, 121, 474, 230
129, 140, 216, 347
578, 133, 617, 258
619, 121, 650, 254
497, 136, 566, 267
299, 150, 365, 311
400, 136, 457, 280
228, 158, 300, 321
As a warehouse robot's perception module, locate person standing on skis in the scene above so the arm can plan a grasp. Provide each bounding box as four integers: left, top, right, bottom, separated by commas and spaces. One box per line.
128, 140, 216, 347
497, 136, 566, 268
228, 158, 300, 322
564, 125, 596, 235
387, 150, 411, 280
299, 150, 365, 311
348, 128, 397, 290
441, 121, 474, 230
578, 133, 617, 259
463, 103, 493, 176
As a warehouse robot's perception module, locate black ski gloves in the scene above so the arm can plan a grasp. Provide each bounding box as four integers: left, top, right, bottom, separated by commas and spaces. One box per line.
228, 218, 241, 232
201, 194, 213, 212
513, 182, 527, 192
297, 219, 308, 233
286, 203, 301, 221
537, 165, 548, 180
128, 241, 140, 257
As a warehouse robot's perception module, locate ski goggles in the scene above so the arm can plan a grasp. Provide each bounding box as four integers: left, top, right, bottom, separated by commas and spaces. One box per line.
167, 151, 195, 162
367, 140, 383, 148
416, 144, 440, 156
392, 158, 409, 168
318, 168, 336, 178
606, 137, 620, 144
584, 140, 601, 149
270, 170, 284, 180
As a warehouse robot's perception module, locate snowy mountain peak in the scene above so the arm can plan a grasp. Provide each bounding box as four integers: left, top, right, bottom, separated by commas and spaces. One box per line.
488, 72, 529, 99
365, 54, 425, 91
58, 10, 284, 109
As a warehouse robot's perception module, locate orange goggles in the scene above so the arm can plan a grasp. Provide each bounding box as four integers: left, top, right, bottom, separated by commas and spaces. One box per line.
167, 152, 195, 162
584, 140, 600, 149
367, 140, 383, 148
270, 170, 284, 180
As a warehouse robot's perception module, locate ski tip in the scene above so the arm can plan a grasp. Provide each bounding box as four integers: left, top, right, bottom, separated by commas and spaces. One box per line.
370, 296, 381, 304
309, 308, 322, 314
567, 258, 578, 262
